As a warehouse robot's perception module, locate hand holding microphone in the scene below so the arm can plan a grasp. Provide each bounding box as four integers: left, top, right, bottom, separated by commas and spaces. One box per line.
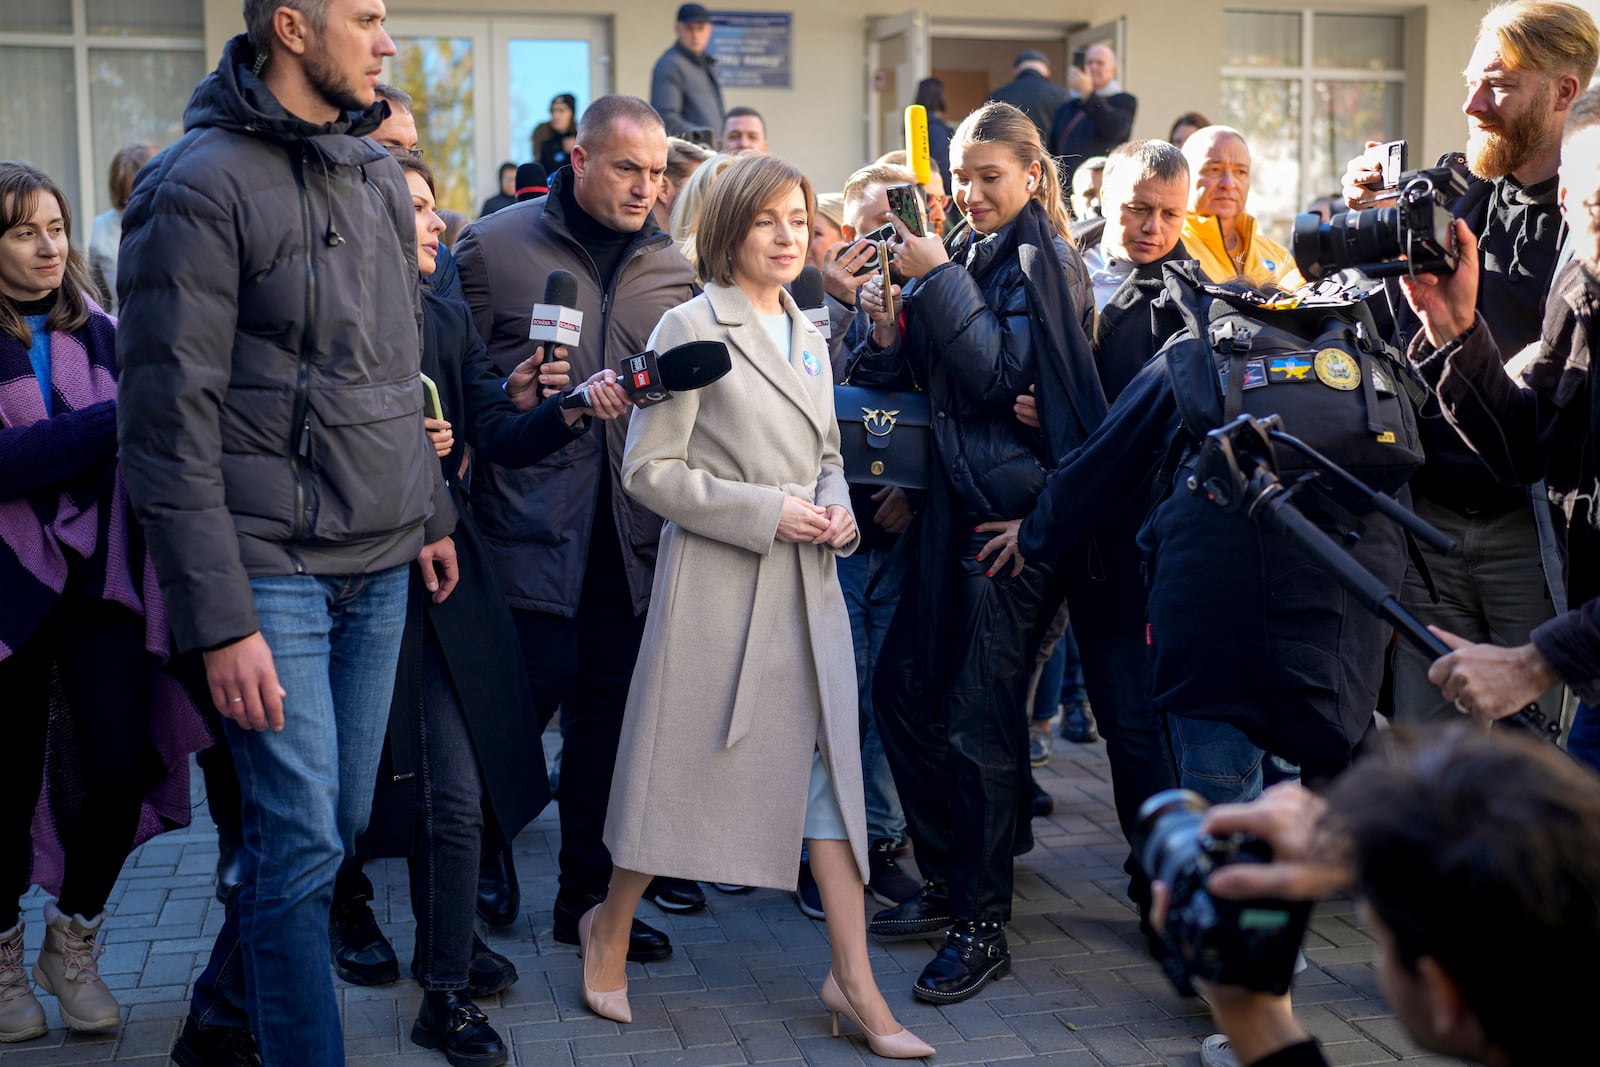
561, 369, 629, 426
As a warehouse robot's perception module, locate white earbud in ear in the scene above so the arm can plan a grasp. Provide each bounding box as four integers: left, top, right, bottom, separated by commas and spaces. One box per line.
1026, 178, 1036, 191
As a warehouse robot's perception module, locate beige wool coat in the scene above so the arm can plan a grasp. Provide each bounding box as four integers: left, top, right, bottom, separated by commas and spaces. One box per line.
604, 281, 869, 889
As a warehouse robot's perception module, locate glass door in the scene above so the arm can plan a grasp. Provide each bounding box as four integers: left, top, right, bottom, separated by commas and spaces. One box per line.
386, 19, 489, 217
387, 16, 610, 218
495, 17, 610, 178
867, 12, 929, 161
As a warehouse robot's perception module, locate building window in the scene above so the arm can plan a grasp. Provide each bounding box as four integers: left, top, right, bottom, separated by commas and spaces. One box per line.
1219, 9, 1405, 240
0, 0, 205, 223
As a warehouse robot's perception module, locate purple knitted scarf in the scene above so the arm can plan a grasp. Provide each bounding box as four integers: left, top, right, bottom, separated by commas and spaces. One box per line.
0, 303, 210, 896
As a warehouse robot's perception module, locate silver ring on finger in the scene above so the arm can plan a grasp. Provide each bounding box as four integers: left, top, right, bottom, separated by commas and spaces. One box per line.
229, 697, 244, 704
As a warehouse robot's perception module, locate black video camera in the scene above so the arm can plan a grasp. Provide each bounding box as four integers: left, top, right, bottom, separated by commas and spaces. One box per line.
1134, 789, 1312, 996
1291, 164, 1468, 281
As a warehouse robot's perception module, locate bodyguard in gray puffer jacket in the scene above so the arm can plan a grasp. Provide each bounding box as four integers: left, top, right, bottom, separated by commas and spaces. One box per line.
116, 12, 456, 1064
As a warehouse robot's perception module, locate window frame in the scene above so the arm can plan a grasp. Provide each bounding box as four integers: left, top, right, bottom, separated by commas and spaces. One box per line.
1220, 7, 1406, 217
0, 0, 205, 220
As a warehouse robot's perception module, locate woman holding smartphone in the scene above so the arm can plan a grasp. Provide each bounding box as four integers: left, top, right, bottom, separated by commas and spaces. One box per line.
848, 101, 1105, 1004
580, 154, 933, 1060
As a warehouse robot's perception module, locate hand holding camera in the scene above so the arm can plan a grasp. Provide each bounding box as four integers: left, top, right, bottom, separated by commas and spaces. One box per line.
1398, 219, 1480, 348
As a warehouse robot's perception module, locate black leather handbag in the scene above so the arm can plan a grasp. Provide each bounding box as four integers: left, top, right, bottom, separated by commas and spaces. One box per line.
832, 385, 931, 489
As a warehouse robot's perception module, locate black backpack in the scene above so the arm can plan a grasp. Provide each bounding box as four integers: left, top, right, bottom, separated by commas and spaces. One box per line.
1152, 262, 1424, 509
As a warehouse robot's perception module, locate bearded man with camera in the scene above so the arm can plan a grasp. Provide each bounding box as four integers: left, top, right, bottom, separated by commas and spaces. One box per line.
1339, 0, 1597, 730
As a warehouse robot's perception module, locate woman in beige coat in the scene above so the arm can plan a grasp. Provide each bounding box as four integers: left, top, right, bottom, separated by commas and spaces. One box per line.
581, 155, 933, 1060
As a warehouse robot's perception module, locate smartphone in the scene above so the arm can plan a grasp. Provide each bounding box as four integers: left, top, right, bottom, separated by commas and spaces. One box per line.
1367, 139, 1408, 190
1072, 48, 1087, 70
419, 372, 443, 421
846, 227, 896, 276
877, 241, 895, 318
886, 184, 926, 238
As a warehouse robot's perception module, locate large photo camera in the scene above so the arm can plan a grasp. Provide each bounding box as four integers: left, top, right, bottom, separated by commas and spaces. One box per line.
1134, 789, 1312, 996
1291, 164, 1468, 281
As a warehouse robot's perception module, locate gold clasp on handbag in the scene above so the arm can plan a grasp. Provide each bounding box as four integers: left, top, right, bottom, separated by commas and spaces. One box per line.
861, 408, 899, 437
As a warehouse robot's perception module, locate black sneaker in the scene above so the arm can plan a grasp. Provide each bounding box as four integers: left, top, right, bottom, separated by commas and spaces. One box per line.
794, 859, 824, 919
867, 840, 921, 906
329, 897, 399, 985
709, 882, 753, 894
1030, 778, 1055, 818
1059, 700, 1100, 743
913, 921, 1010, 1003
170, 1015, 262, 1067
644, 876, 707, 913
868, 882, 951, 938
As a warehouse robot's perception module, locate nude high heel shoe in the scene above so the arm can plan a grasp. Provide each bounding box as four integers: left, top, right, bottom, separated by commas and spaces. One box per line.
577, 903, 631, 1024
820, 972, 934, 1059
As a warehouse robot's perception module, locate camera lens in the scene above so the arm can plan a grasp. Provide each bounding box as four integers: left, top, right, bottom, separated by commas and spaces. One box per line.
1291, 206, 1404, 281
1132, 788, 1208, 890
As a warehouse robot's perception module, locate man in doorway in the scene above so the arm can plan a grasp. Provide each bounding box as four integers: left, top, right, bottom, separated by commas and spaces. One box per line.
718, 105, 769, 153
989, 49, 1068, 142
1180, 125, 1294, 288
1049, 43, 1137, 187
650, 3, 724, 140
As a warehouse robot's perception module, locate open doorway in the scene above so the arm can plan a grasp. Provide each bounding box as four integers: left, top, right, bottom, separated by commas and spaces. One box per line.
931, 36, 1069, 122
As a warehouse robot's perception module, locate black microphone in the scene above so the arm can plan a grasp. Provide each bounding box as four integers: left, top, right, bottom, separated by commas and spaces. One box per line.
528, 270, 582, 355
515, 162, 549, 202
793, 265, 830, 339
560, 341, 733, 410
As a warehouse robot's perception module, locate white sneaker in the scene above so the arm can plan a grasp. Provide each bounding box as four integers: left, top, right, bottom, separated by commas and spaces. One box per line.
1200, 1034, 1240, 1067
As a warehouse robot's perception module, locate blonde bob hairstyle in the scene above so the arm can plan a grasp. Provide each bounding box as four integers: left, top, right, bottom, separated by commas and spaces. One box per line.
950, 100, 1073, 239
692, 154, 815, 289
670, 151, 739, 264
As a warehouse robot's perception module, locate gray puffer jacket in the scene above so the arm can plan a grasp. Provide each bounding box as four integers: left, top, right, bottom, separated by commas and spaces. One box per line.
117, 35, 453, 653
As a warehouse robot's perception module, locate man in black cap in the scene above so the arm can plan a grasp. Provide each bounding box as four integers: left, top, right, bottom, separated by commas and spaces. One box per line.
987, 49, 1068, 141
650, 4, 724, 140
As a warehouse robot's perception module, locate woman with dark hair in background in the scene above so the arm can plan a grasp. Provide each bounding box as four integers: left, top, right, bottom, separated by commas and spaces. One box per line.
0, 160, 205, 1044
653, 136, 715, 235
87, 142, 158, 314
354, 153, 629, 1067
914, 77, 954, 189
532, 93, 579, 173
1168, 111, 1211, 148
849, 101, 1104, 1004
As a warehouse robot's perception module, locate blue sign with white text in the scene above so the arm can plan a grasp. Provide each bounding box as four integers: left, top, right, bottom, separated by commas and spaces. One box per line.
708, 12, 792, 89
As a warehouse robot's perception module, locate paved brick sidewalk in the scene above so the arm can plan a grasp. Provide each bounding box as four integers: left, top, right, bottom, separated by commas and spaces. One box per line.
4, 733, 1463, 1065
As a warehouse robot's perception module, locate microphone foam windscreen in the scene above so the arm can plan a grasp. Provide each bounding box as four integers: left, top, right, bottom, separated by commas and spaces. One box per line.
544, 268, 578, 308
793, 265, 826, 309
657, 341, 733, 391
515, 162, 548, 200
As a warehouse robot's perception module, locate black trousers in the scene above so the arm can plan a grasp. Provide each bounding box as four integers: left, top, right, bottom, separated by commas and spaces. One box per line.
512, 487, 646, 901
875, 524, 1056, 924
0, 592, 154, 927
1064, 535, 1178, 906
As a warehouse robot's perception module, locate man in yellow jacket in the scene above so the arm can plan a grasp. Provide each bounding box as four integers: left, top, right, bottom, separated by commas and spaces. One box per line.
1180, 125, 1297, 288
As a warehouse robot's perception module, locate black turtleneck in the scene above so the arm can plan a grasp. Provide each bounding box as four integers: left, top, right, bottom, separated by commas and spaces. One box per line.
16, 292, 57, 317
558, 173, 634, 294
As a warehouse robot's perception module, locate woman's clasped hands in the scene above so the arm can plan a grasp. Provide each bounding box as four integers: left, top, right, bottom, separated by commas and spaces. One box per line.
778, 496, 857, 548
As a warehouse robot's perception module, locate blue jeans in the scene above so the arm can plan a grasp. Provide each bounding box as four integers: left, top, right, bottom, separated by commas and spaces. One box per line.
837, 548, 904, 845
1568, 702, 1600, 775
1168, 715, 1265, 807
190, 566, 409, 1066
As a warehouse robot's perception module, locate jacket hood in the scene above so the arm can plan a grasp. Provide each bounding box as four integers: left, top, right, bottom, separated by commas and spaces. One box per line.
185, 34, 390, 152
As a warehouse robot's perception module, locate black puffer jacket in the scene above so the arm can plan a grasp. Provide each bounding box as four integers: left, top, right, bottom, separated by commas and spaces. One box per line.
850, 222, 1094, 520
117, 35, 452, 653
